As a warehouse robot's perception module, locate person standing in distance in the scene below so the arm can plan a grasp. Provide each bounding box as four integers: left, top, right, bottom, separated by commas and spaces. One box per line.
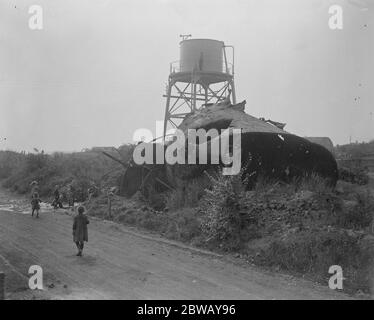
73, 206, 89, 256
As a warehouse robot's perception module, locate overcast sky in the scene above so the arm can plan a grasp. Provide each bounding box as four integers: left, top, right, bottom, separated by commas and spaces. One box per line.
0, 0, 373, 152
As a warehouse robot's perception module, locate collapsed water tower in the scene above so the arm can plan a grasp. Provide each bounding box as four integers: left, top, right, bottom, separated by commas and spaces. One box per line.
163, 37, 236, 137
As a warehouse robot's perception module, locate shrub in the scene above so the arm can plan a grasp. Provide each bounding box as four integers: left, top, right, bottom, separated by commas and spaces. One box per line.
165, 179, 205, 211
199, 171, 249, 250
338, 190, 374, 229
339, 166, 369, 185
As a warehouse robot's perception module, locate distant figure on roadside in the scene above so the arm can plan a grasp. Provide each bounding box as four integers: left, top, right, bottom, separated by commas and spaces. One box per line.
52, 186, 63, 209
30, 180, 39, 196
31, 192, 41, 218
68, 184, 75, 208
106, 187, 117, 219
87, 185, 96, 202
73, 206, 89, 257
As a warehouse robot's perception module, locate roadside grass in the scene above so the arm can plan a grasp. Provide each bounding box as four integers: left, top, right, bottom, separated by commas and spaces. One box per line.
86, 194, 202, 244
253, 229, 373, 293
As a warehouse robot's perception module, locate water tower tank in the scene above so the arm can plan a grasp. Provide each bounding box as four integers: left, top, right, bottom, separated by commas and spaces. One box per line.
179, 39, 224, 73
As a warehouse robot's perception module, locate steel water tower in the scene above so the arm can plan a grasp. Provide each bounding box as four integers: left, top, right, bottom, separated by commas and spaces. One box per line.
163, 37, 236, 137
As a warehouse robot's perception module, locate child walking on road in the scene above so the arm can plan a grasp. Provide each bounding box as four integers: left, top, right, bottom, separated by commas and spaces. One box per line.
31, 192, 41, 218
73, 206, 89, 256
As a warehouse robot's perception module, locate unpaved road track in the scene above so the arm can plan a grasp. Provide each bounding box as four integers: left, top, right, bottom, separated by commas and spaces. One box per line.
0, 191, 350, 300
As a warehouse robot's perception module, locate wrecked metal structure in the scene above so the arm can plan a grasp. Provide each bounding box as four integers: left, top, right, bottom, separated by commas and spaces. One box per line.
120, 100, 338, 197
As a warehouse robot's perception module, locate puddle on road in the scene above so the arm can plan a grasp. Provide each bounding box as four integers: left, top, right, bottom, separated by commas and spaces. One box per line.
0, 189, 83, 216
0, 204, 16, 212
0, 201, 52, 215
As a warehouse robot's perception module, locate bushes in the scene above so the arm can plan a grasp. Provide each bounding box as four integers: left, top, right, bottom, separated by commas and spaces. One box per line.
335, 140, 374, 159
0, 151, 26, 179
0, 149, 127, 199
337, 190, 374, 229
90, 193, 202, 243
165, 179, 205, 211
199, 172, 253, 250
339, 166, 369, 185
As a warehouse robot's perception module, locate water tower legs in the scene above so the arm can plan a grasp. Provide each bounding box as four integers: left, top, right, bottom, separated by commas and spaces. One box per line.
163, 75, 236, 137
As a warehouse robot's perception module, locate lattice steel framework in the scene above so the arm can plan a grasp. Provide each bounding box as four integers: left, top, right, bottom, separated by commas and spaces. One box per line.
163, 44, 236, 138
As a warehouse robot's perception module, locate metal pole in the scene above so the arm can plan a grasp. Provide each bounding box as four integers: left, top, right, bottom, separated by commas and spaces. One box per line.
193, 82, 197, 111
163, 79, 173, 140
0, 272, 5, 300
191, 71, 195, 111
230, 79, 237, 104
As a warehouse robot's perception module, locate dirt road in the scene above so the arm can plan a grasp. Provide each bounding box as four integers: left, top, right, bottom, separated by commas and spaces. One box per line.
0, 190, 350, 300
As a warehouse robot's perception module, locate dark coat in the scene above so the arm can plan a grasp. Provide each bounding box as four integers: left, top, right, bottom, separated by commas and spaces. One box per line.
31, 198, 40, 210
73, 214, 89, 242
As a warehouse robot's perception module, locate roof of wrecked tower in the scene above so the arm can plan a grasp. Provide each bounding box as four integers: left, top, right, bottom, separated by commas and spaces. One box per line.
177, 100, 289, 135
